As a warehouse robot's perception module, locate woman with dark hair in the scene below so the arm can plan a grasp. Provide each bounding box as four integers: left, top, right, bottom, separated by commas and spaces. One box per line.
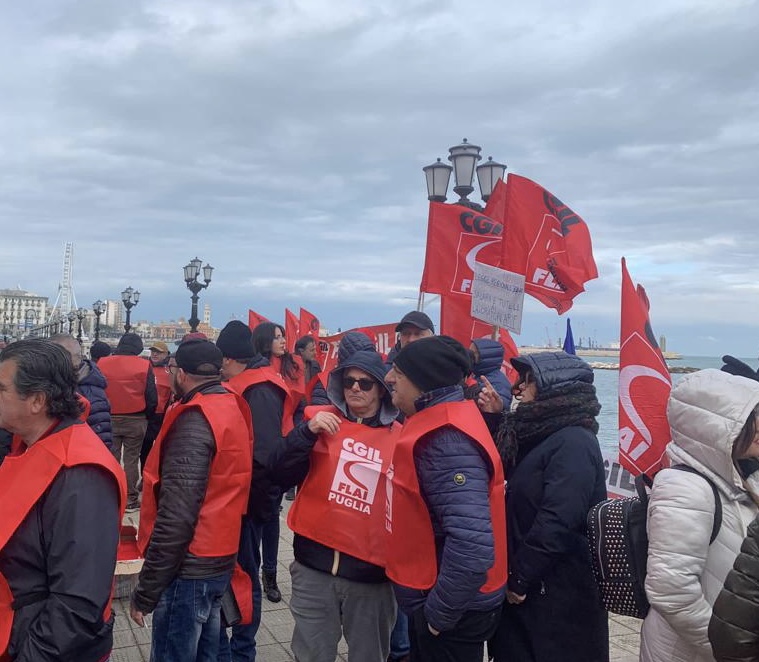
481, 350, 609, 662
640, 369, 759, 662
250, 321, 301, 603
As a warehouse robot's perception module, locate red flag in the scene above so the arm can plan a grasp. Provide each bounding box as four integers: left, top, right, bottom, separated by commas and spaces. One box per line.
618, 258, 671, 477
318, 323, 398, 374
299, 307, 323, 362
498, 174, 597, 314
248, 309, 269, 331
420, 202, 502, 296
284, 309, 299, 354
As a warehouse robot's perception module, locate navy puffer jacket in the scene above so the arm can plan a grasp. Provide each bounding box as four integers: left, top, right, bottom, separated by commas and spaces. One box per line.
77, 359, 113, 448
472, 339, 512, 406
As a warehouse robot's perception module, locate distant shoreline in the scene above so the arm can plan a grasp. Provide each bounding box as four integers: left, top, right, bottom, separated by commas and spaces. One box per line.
517, 346, 682, 360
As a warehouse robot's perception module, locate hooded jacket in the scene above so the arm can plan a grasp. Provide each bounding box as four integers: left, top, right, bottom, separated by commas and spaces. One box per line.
77, 359, 113, 448
641, 370, 759, 662
471, 339, 512, 407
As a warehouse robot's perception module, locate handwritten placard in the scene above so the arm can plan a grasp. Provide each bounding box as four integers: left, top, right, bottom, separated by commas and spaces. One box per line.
471, 261, 525, 333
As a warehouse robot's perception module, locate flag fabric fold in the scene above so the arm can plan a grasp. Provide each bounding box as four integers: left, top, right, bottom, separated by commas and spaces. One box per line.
618, 257, 671, 477
495, 175, 598, 314
285, 309, 299, 354
562, 318, 576, 355
299, 307, 323, 363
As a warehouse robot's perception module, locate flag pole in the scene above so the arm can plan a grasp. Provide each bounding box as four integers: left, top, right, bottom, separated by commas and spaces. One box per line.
417, 291, 425, 312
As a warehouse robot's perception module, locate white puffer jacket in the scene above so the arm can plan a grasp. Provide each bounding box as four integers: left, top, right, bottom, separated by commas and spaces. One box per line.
640, 370, 759, 662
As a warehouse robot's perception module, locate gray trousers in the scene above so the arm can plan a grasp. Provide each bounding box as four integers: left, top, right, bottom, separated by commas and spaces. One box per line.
111, 414, 148, 504
290, 560, 396, 662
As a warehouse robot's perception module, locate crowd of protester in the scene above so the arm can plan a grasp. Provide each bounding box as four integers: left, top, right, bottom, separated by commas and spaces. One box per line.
1, 314, 759, 662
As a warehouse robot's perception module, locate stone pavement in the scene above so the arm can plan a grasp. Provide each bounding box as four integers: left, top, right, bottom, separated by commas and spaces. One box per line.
112, 503, 642, 661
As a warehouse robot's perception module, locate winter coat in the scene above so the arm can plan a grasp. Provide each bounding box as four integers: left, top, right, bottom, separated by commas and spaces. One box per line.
709, 514, 759, 661
641, 370, 759, 662
77, 359, 113, 448
471, 338, 512, 407
491, 425, 609, 662
392, 386, 505, 631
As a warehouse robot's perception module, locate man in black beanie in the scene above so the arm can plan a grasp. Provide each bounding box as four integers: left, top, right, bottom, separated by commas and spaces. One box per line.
384, 336, 507, 662
215, 320, 339, 661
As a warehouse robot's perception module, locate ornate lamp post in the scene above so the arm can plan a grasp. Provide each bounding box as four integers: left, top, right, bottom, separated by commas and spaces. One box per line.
2, 312, 8, 344
24, 309, 38, 337
76, 308, 87, 343
183, 257, 213, 333
121, 287, 140, 333
67, 310, 76, 334
93, 300, 105, 340
423, 138, 507, 211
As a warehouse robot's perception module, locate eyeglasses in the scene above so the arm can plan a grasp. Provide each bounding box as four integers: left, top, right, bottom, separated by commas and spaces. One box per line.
342, 376, 376, 391
165, 364, 178, 374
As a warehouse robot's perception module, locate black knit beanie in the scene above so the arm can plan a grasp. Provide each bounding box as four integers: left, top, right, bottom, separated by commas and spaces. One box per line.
216, 321, 255, 359
116, 333, 143, 355
90, 341, 112, 360
393, 336, 471, 393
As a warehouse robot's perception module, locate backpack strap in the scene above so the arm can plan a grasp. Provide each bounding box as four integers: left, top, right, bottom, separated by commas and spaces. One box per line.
672, 464, 723, 543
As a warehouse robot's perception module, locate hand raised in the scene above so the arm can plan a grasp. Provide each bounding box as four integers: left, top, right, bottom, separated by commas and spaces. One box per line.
307, 411, 342, 436
477, 376, 504, 414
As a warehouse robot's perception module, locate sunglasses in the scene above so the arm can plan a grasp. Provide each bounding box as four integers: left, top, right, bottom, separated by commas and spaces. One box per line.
342, 376, 376, 391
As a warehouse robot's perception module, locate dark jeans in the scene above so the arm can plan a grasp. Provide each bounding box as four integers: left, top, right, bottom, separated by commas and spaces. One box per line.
261, 495, 283, 574
151, 572, 231, 662
409, 606, 501, 662
140, 414, 163, 472
390, 609, 411, 659
218, 516, 263, 661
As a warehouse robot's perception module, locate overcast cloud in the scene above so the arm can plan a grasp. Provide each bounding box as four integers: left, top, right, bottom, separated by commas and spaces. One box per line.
1, 0, 758, 356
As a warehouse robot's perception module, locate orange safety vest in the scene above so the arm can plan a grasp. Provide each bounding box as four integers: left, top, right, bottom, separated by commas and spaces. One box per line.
138, 389, 253, 558
153, 365, 173, 415
99, 355, 150, 414
384, 400, 508, 592
0, 423, 127, 659
227, 366, 296, 435
287, 406, 401, 567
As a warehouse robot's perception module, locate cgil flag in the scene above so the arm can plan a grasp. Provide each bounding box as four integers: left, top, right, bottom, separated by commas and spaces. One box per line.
492, 176, 598, 314
299, 307, 323, 363
618, 257, 671, 478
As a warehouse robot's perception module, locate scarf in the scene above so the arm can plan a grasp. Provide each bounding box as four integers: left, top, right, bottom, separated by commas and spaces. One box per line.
496, 382, 600, 470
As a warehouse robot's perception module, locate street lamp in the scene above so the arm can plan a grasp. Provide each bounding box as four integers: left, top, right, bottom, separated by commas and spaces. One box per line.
423, 138, 507, 210
2, 312, 8, 344
67, 310, 76, 334
93, 300, 105, 340
183, 257, 213, 333
76, 308, 87, 343
121, 287, 140, 333
24, 309, 38, 337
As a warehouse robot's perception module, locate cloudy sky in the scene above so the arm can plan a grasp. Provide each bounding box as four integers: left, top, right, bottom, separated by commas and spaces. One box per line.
1, 0, 758, 357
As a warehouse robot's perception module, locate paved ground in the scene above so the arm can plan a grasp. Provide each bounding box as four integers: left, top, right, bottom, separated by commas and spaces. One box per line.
112, 504, 642, 661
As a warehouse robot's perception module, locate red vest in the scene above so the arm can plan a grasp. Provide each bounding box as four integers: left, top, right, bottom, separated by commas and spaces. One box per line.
153, 365, 173, 415
99, 355, 150, 414
227, 367, 296, 435
0, 424, 127, 658
385, 401, 508, 592
287, 406, 401, 567
138, 389, 253, 558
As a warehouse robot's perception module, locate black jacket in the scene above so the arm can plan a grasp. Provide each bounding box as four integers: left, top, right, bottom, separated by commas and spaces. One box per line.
491, 426, 608, 662
0, 419, 120, 662
131, 381, 236, 614
77, 359, 113, 448
238, 356, 318, 522
710, 515, 759, 661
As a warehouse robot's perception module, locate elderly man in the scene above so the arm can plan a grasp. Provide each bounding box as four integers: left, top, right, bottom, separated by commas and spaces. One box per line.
0, 339, 125, 661
287, 346, 400, 662
99, 332, 158, 511
131, 339, 253, 661
385, 311, 435, 370
384, 336, 507, 662
51, 333, 113, 448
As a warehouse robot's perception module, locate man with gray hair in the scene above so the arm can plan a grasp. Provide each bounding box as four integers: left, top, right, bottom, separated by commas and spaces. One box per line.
0, 339, 125, 661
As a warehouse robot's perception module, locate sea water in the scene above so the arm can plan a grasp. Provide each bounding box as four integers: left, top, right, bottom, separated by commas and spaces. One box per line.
593, 355, 757, 455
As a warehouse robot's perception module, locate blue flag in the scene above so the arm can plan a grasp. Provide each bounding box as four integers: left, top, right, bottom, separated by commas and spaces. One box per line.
563, 318, 576, 355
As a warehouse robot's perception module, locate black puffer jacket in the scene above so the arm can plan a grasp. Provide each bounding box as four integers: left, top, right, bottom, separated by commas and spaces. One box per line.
709, 515, 759, 661
131, 381, 237, 614
510, 350, 594, 391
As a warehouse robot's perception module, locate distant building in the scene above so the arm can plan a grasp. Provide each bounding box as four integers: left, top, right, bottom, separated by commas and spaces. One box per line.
0, 288, 49, 338
103, 299, 123, 330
